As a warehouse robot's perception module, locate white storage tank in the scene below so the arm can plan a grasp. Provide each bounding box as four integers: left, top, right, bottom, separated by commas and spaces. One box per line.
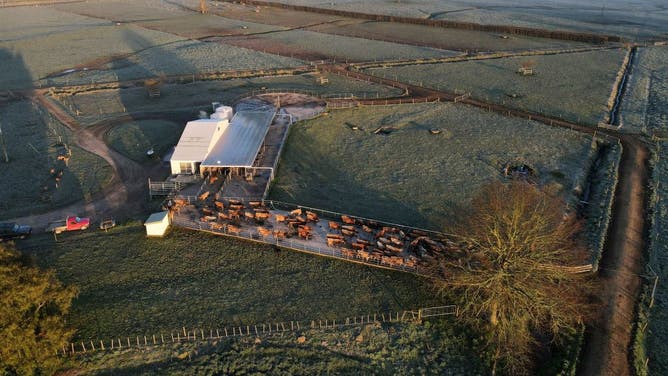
215, 106, 234, 121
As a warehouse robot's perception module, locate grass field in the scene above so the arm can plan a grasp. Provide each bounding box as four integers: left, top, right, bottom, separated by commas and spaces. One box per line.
0, 3, 304, 89
0, 22, 184, 89
635, 143, 668, 376
255, 0, 668, 39
54, 73, 404, 126
366, 49, 626, 126
308, 21, 592, 53
268, 102, 597, 230
73, 320, 485, 375
41, 38, 304, 87
104, 120, 183, 162
619, 46, 668, 135
0, 6, 104, 42
74, 321, 483, 375
18, 224, 442, 340
0, 101, 113, 220
223, 28, 460, 62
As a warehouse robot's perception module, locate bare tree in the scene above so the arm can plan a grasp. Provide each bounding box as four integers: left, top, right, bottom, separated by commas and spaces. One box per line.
433, 181, 594, 375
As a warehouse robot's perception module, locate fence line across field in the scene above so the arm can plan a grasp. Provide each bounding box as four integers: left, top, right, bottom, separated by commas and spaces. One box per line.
62, 305, 457, 356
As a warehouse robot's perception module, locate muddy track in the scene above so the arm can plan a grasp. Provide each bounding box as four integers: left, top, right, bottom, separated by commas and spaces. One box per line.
578, 137, 648, 376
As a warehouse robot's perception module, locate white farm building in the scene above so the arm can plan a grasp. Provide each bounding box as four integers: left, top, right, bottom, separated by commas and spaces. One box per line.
169, 105, 275, 176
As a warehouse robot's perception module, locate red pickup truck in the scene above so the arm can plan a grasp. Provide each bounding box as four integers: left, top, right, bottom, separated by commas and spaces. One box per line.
46, 216, 90, 234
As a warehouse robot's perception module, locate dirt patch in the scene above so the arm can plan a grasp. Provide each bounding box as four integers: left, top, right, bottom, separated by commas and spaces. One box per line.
255, 93, 326, 121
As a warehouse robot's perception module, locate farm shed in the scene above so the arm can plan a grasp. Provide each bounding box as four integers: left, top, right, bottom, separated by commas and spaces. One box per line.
200, 110, 276, 178
144, 211, 170, 237
169, 118, 229, 175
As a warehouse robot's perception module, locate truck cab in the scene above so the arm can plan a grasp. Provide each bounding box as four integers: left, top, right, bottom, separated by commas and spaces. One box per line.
66, 216, 90, 231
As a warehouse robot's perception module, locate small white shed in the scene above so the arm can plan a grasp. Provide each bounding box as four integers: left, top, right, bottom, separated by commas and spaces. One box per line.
144, 211, 170, 237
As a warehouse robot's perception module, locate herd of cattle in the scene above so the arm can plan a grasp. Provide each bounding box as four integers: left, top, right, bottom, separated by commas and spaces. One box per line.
170, 196, 462, 271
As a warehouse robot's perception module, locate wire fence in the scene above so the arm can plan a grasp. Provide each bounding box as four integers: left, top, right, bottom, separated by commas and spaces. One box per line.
62, 305, 457, 356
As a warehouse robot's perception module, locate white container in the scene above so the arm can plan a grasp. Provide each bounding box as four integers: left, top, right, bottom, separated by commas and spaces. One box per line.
215, 106, 234, 121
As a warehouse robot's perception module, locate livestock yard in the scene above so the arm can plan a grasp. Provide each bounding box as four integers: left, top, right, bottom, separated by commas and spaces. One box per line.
1, 0, 666, 375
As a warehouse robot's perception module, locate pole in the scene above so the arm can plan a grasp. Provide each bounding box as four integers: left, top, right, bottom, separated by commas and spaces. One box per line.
0, 121, 9, 163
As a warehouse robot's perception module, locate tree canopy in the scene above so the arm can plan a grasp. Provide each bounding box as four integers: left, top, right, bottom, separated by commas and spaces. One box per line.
0, 243, 77, 376
433, 181, 594, 375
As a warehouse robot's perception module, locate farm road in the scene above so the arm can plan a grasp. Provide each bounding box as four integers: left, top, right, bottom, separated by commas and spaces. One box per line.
9, 91, 162, 230
578, 137, 648, 376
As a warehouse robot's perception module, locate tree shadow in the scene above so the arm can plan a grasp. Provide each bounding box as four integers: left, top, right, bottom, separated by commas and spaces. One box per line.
0, 48, 85, 220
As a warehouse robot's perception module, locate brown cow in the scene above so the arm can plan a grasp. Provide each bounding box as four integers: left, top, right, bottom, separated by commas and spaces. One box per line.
275, 214, 287, 222
352, 242, 366, 251
358, 250, 370, 261
228, 199, 242, 205
390, 236, 403, 246
257, 227, 272, 238
202, 207, 214, 215
362, 225, 373, 233
290, 208, 303, 216
229, 204, 244, 211
214, 201, 225, 210
227, 225, 241, 235
306, 211, 319, 222
328, 221, 340, 230
387, 244, 403, 253
209, 175, 218, 185
244, 211, 255, 220
198, 191, 210, 201
210, 222, 224, 230
249, 201, 262, 208
341, 215, 355, 224
341, 248, 356, 258
272, 230, 287, 239
218, 212, 229, 220
327, 238, 345, 247
255, 212, 271, 220
341, 228, 355, 237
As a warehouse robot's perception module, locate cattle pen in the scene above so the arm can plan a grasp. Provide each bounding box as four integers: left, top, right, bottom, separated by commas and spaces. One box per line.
168, 198, 458, 277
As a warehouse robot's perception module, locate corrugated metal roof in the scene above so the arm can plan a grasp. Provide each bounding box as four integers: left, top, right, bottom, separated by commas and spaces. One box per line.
201, 110, 275, 168
171, 119, 227, 161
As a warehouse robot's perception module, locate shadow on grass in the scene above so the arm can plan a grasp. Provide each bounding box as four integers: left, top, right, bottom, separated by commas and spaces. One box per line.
0, 48, 86, 219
